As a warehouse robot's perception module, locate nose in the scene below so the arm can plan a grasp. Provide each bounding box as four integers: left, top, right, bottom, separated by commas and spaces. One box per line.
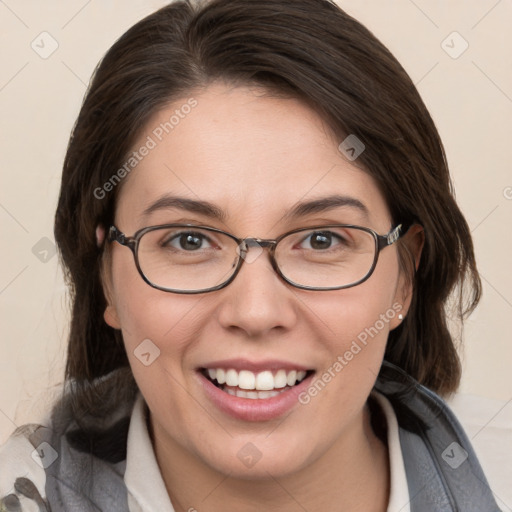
216, 243, 298, 338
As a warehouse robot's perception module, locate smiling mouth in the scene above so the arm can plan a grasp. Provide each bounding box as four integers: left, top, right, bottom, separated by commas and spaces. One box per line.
200, 367, 315, 399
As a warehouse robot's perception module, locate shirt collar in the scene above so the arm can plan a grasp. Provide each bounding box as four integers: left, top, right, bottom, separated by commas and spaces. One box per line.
372, 391, 411, 512
124, 393, 176, 512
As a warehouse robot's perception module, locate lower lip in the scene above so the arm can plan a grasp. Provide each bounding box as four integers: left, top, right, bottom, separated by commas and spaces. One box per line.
197, 370, 315, 422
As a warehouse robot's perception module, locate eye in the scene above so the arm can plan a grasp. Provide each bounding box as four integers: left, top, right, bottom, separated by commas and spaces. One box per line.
164, 231, 214, 251
300, 231, 347, 250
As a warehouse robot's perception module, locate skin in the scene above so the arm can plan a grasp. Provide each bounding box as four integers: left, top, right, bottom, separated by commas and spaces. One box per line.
103, 82, 423, 512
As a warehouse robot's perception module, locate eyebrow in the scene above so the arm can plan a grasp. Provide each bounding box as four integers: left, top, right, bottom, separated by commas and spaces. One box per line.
141, 196, 227, 221
141, 194, 369, 222
283, 194, 369, 221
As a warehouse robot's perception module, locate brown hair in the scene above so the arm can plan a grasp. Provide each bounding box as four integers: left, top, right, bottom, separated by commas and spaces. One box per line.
55, 0, 480, 397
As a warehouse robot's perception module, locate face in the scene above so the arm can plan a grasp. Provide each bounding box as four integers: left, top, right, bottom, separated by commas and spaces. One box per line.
103, 82, 411, 479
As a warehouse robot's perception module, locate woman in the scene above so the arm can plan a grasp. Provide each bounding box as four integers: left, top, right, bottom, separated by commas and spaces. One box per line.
0, 0, 501, 510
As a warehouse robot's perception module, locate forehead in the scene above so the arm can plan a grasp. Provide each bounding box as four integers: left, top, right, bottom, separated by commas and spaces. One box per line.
115, 83, 390, 232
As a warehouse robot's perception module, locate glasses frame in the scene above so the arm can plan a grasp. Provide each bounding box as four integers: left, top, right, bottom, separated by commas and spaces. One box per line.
107, 222, 408, 294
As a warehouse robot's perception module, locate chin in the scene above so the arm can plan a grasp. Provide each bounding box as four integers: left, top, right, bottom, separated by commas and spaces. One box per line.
200, 436, 314, 481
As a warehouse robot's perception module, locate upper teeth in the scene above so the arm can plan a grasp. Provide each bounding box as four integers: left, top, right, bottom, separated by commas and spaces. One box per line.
207, 368, 308, 390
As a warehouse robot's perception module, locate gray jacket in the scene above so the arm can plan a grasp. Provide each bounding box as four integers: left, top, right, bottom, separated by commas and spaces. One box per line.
0, 361, 501, 511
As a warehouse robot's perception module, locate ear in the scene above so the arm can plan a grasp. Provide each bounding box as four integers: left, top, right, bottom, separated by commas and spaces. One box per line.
104, 303, 121, 329
97, 224, 122, 330
102, 271, 122, 329
389, 224, 424, 329
96, 225, 106, 247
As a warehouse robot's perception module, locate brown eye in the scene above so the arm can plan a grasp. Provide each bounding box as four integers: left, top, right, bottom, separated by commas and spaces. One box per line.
300, 231, 347, 250
163, 231, 213, 251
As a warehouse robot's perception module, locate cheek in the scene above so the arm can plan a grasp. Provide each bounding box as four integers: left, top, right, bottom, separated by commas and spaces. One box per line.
115, 288, 208, 358
295, 286, 399, 436
314, 254, 400, 346
109, 250, 210, 369
111, 277, 214, 435
305, 251, 401, 389
310, 286, 395, 372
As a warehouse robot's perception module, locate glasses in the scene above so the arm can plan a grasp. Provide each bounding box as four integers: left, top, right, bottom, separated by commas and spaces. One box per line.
107, 222, 407, 294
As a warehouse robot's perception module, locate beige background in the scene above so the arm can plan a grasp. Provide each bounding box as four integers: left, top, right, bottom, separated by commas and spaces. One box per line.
0, 0, 511, 509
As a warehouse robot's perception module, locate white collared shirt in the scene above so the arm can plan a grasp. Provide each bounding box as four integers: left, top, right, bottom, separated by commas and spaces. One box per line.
124, 391, 411, 512
372, 391, 411, 512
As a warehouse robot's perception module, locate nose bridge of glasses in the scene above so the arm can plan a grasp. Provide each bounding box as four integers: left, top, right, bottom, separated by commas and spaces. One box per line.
235, 238, 278, 267
238, 237, 276, 252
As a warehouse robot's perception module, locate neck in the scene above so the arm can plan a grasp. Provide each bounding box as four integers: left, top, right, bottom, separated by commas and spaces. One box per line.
151, 402, 389, 512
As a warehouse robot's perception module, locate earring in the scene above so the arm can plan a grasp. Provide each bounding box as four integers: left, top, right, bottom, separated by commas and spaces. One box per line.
398, 314, 404, 321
